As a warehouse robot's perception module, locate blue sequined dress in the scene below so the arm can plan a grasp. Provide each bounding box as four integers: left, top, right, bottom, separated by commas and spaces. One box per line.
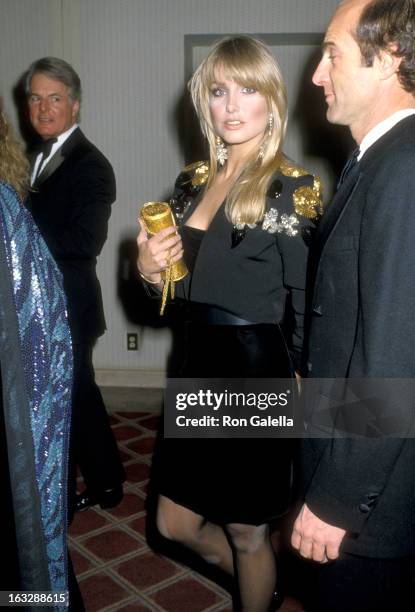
0, 181, 73, 609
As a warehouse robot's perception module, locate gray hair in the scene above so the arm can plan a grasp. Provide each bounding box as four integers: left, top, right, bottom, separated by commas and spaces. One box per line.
25, 57, 82, 104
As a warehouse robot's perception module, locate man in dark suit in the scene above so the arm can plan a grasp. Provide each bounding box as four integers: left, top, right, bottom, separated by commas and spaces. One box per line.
25, 57, 125, 514
291, 1, 415, 610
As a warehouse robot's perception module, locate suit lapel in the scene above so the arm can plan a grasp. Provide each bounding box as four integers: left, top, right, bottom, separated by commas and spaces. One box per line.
317, 114, 415, 259
32, 128, 84, 189
315, 164, 362, 262
33, 148, 65, 188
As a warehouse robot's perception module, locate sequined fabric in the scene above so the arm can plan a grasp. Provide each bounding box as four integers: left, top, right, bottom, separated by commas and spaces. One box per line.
293, 184, 323, 219
0, 182, 72, 606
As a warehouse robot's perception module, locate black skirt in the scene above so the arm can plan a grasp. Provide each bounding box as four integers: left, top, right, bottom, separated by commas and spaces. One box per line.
156, 314, 296, 525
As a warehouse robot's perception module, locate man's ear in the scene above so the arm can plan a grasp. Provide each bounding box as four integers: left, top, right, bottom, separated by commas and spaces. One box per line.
72, 100, 80, 120
377, 46, 403, 80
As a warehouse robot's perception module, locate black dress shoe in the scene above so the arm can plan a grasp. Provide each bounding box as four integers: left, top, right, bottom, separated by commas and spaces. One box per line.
75, 485, 123, 512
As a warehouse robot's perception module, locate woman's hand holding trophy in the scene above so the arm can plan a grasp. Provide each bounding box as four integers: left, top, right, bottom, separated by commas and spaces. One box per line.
137, 202, 187, 314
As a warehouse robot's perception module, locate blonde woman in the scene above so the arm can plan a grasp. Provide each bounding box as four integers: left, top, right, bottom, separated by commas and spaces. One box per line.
0, 100, 30, 198
137, 36, 322, 611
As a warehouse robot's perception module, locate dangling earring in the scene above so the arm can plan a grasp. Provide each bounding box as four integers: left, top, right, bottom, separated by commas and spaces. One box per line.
216, 136, 228, 166
258, 113, 274, 161
268, 112, 274, 136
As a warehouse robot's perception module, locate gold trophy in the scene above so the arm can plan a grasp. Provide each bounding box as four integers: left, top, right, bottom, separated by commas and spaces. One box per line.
140, 201, 188, 314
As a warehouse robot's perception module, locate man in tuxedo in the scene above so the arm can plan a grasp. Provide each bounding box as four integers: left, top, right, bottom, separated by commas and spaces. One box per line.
291, 1, 415, 610
25, 57, 125, 514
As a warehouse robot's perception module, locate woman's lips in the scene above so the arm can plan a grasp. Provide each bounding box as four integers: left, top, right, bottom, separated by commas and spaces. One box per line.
224, 120, 244, 130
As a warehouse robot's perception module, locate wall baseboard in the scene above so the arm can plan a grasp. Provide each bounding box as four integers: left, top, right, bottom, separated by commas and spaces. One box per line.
95, 368, 166, 389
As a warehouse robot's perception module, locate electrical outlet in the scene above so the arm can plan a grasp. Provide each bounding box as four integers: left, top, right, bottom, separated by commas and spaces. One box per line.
127, 332, 138, 351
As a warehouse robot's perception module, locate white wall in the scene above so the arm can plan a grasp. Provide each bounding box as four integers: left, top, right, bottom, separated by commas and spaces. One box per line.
0, 0, 339, 385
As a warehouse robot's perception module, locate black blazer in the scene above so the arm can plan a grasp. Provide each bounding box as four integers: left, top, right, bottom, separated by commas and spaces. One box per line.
168, 159, 322, 370
303, 115, 415, 557
26, 128, 116, 342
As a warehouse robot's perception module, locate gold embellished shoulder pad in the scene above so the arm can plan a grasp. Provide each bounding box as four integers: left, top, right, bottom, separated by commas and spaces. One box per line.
280, 158, 323, 220
279, 158, 310, 179
179, 160, 210, 188
171, 161, 210, 225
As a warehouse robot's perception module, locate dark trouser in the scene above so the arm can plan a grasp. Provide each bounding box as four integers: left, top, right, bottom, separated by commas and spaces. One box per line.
69, 342, 125, 501
68, 554, 85, 611
302, 552, 415, 612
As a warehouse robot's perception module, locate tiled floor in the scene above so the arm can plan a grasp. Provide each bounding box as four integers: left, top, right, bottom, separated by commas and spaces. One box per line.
69, 388, 304, 611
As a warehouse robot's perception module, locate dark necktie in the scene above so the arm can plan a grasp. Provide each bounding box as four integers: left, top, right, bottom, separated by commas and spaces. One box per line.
337, 147, 360, 188
34, 138, 58, 182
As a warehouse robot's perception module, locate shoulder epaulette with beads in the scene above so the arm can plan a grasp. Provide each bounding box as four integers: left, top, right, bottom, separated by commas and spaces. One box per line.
181, 160, 210, 187
279, 158, 310, 179
293, 175, 323, 220
279, 158, 323, 220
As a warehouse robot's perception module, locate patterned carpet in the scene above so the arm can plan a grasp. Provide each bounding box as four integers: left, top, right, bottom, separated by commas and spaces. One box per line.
69, 388, 304, 611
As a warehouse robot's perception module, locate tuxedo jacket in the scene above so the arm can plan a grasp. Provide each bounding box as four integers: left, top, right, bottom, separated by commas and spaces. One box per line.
27, 128, 116, 343
303, 115, 415, 558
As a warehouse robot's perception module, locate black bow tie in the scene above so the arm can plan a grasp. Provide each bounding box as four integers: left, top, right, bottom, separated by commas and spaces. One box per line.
37, 138, 58, 158
33, 138, 58, 184
337, 147, 360, 188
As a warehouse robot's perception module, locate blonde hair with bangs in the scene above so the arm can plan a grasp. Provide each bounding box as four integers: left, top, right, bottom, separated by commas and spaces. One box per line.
189, 35, 288, 225
0, 99, 30, 200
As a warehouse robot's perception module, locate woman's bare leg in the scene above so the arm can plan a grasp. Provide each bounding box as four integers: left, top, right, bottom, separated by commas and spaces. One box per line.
157, 495, 234, 574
